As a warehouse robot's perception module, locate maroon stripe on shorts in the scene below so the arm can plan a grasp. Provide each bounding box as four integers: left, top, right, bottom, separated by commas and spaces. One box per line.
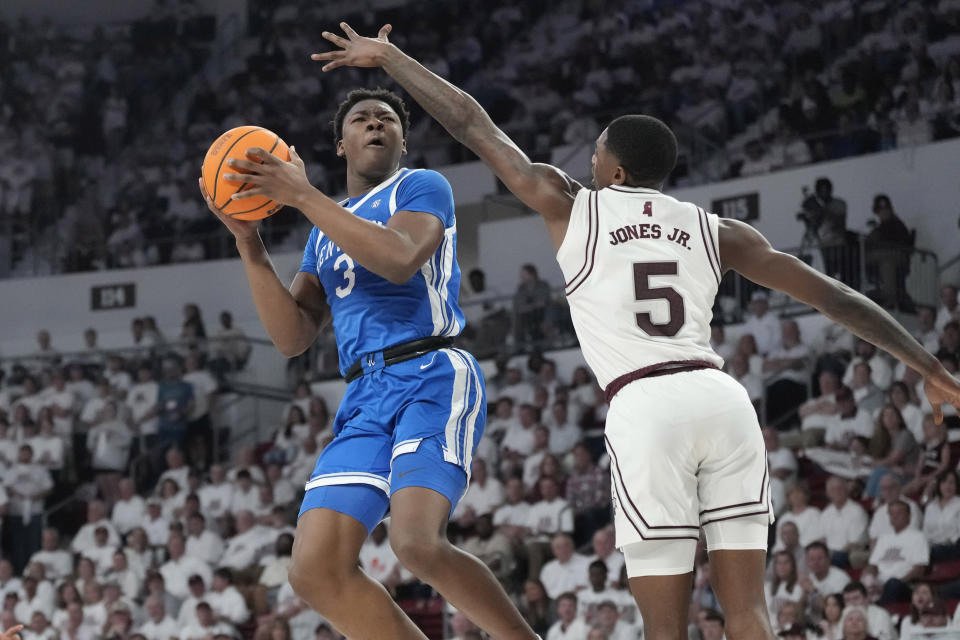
605, 434, 700, 534
604, 360, 719, 403
698, 465, 769, 516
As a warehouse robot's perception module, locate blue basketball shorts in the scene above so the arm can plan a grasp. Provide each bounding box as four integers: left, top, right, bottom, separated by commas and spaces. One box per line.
298, 347, 486, 533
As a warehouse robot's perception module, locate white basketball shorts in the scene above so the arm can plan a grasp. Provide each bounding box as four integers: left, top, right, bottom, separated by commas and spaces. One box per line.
604, 367, 773, 577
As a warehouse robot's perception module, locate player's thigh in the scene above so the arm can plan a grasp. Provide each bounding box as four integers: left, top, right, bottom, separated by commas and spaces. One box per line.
298, 407, 393, 534
695, 372, 772, 553
605, 382, 702, 569
389, 348, 485, 516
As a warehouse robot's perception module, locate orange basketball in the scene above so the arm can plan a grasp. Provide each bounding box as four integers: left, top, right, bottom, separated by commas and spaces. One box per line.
202, 126, 291, 220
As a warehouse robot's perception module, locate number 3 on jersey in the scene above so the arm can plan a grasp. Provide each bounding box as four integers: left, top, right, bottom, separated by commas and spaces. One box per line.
633, 261, 685, 337
334, 253, 356, 298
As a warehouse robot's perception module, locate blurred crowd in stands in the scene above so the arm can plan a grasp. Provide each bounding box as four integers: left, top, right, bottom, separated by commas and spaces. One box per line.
2, 0, 959, 275
0, 281, 959, 639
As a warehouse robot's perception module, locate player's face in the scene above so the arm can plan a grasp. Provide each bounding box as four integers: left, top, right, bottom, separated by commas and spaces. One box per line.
338, 99, 406, 177
591, 129, 622, 189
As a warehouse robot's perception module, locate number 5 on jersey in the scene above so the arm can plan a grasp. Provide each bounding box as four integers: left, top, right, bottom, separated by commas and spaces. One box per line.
633, 261, 685, 337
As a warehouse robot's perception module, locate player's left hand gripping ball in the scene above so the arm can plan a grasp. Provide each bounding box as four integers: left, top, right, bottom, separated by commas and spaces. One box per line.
224, 145, 316, 210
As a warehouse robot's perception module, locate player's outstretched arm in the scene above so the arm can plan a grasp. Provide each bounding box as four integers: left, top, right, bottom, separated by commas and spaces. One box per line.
718, 218, 960, 422
313, 23, 580, 247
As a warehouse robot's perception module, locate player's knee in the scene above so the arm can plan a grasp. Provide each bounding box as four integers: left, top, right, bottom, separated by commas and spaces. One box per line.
288, 556, 348, 611
390, 532, 447, 579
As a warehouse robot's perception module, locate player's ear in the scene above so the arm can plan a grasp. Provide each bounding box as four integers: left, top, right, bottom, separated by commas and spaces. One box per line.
336, 139, 345, 158
400, 139, 407, 156
612, 165, 627, 186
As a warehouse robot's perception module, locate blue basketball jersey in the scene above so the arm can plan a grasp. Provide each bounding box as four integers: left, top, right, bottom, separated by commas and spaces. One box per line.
298, 168, 465, 375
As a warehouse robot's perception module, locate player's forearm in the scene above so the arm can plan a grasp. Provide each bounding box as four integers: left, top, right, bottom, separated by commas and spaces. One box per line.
822, 287, 942, 379
236, 236, 320, 357
297, 190, 426, 284
379, 45, 484, 147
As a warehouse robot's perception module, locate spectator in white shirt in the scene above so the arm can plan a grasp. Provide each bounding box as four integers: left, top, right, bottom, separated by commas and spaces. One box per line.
42, 369, 75, 438
769, 522, 807, 581
104, 356, 132, 397
159, 532, 212, 601
540, 533, 591, 600
137, 595, 179, 640
914, 306, 941, 353
936, 285, 958, 333
500, 368, 535, 406
841, 582, 896, 640
176, 574, 208, 627
493, 477, 530, 544
143, 499, 171, 547
179, 601, 236, 640
29, 411, 64, 475
128, 365, 159, 442
546, 402, 582, 456
765, 551, 805, 621
198, 464, 233, 521
111, 478, 146, 536
104, 550, 141, 602
819, 476, 868, 567
228, 470, 259, 517
71, 502, 121, 556
867, 500, 930, 604
501, 404, 541, 476
28, 528, 73, 582
867, 472, 921, 544
546, 592, 589, 640
924, 470, 960, 562
588, 528, 625, 586
206, 568, 248, 627
823, 387, 875, 450
219, 510, 273, 571
592, 600, 641, 640
157, 448, 190, 491
796, 370, 842, 446
454, 458, 505, 526
764, 428, 798, 488
843, 339, 893, 391
728, 352, 763, 406
81, 525, 117, 576
764, 320, 812, 420
742, 290, 781, 355
63, 601, 97, 640
4, 444, 55, 571
522, 427, 552, 491
184, 513, 223, 567
710, 323, 736, 363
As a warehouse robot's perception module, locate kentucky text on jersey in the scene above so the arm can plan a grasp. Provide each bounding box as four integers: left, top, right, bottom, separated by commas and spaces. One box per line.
298, 168, 465, 375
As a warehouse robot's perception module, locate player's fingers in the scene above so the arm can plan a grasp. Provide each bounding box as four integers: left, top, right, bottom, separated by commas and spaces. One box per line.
289, 145, 304, 167
226, 157, 263, 172
245, 147, 278, 163
321, 31, 349, 48
231, 188, 264, 200
340, 22, 359, 39
310, 51, 341, 61
322, 61, 346, 72
197, 176, 210, 200
222, 173, 262, 183
378, 24, 392, 41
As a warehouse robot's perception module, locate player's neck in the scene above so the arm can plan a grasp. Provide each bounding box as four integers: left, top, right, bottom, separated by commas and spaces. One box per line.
345, 166, 401, 199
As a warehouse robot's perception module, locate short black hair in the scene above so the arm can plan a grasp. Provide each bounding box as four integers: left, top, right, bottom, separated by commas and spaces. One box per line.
604, 115, 677, 188
843, 581, 867, 596
332, 88, 411, 143
805, 541, 829, 556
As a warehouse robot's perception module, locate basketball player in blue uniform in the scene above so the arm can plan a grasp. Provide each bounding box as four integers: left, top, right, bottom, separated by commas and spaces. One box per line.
199, 89, 538, 639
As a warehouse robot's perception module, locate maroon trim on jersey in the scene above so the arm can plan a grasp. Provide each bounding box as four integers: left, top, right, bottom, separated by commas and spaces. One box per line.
701, 207, 722, 274
604, 360, 719, 403
563, 190, 596, 290
696, 206, 721, 285
701, 508, 772, 527
606, 434, 701, 540
607, 185, 659, 194
565, 190, 601, 296
698, 465, 769, 517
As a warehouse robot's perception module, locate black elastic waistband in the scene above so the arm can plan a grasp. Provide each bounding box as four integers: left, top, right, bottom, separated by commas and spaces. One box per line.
344, 336, 455, 383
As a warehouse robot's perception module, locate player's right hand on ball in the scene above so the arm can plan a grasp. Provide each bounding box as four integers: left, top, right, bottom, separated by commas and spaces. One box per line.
199, 177, 260, 242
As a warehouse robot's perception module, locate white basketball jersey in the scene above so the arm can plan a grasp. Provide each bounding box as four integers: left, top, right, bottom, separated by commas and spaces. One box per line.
557, 185, 725, 390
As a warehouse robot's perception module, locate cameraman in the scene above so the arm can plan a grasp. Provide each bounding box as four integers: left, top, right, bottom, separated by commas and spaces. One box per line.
798, 177, 855, 285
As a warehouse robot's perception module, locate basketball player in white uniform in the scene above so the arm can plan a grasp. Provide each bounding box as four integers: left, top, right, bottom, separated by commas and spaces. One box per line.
317, 24, 960, 640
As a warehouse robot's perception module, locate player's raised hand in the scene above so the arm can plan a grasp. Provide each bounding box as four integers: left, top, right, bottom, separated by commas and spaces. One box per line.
311, 22, 394, 71
1, 625, 23, 640
923, 371, 960, 424
198, 176, 261, 242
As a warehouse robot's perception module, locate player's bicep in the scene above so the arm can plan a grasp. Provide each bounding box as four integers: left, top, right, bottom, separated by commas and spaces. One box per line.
290, 271, 331, 333
718, 218, 851, 310
468, 124, 581, 222
387, 210, 445, 269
